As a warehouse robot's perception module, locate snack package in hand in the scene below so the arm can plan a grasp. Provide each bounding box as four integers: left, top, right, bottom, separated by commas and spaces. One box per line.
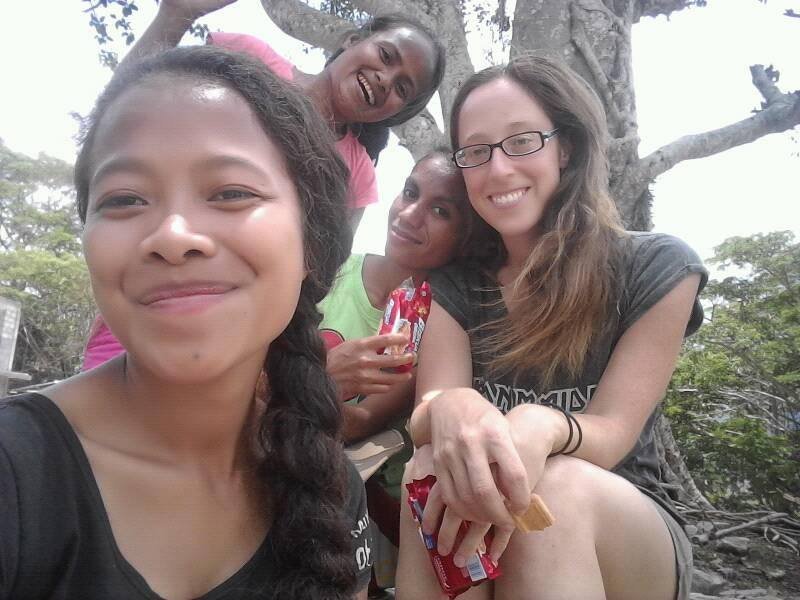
377, 280, 431, 372
406, 475, 502, 598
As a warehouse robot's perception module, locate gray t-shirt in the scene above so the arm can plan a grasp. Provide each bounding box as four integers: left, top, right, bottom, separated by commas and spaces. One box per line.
428, 232, 708, 495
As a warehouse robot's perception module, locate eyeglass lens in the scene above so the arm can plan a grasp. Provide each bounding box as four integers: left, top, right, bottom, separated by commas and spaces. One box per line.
456, 131, 545, 167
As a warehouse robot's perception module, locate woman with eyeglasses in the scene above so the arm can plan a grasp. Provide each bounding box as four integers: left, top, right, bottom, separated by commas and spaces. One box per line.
395, 56, 707, 600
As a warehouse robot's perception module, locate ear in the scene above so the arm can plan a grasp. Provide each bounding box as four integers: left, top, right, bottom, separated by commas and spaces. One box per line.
558, 140, 571, 169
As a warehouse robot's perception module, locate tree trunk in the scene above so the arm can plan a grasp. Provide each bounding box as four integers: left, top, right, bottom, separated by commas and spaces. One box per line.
655, 412, 715, 510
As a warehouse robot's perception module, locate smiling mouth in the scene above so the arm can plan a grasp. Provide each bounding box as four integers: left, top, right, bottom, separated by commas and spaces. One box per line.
357, 72, 375, 106
489, 188, 528, 207
391, 225, 422, 244
140, 284, 234, 306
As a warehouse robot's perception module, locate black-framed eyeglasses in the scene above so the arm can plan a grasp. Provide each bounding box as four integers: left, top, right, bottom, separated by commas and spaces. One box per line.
452, 129, 560, 169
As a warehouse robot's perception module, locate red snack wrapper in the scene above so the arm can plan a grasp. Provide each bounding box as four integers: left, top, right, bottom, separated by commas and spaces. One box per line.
406, 475, 502, 598
377, 280, 431, 373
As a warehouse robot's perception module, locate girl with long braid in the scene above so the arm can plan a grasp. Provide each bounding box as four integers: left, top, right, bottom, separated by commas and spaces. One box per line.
0, 46, 369, 600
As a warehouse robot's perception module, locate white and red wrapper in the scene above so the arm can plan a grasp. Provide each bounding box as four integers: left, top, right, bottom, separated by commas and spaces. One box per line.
377, 280, 431, 372
406, 475, 502, 598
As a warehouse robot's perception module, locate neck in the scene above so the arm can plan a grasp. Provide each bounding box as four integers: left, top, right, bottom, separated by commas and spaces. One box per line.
295, 71, 340, 132
362, 254, 422, 309
499, 228, 542, 285
112, 354, 265, 474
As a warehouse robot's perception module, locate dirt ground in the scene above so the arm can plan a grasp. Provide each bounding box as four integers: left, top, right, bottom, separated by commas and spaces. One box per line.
694, 536, 800, 596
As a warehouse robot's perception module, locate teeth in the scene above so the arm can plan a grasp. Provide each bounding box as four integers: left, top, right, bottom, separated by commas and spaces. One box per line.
357, 73, 375, 106
490, 188, 526, 206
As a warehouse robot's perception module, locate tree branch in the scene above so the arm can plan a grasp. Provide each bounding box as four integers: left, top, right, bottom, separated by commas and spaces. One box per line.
391, 109, 447, 160
260, 0, 353, 52
751, 64, 783, 105
640, 65, 800, 181
569, 3, 624, 128
634, 0, 702, 22
348, 0, 434, 28
575, 0, 627, 36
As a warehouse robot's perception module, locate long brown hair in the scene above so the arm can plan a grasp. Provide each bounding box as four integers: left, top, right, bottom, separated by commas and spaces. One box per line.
450, 55, 625, 387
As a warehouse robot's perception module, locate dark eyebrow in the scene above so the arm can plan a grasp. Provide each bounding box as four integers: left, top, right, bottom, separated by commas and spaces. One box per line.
90, 156, 150, 187
91, 154, 278, 187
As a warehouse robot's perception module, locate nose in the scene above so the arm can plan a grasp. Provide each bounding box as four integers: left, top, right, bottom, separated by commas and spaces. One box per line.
486, 145, 517, 177
398, 199, 424, 228
374, 68, 398, 103
139, 213, 216, 265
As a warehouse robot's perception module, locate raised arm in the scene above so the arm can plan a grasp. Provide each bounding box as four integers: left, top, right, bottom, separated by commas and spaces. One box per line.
119, 0, 238, 69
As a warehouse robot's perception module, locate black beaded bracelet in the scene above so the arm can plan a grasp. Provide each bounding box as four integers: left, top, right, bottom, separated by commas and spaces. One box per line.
562, 411, 583, 456
547, 404, 573, 457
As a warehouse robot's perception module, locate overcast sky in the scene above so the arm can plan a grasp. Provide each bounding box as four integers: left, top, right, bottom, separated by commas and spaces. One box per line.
1, 1, 797, 279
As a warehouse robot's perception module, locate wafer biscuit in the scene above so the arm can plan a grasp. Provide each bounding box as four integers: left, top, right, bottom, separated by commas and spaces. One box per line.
512, 493, 555, 532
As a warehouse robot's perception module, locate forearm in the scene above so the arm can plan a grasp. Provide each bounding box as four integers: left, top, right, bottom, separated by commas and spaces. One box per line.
119, 5, 193, 69
507, 404, 637, 471
341, 379, 414, 443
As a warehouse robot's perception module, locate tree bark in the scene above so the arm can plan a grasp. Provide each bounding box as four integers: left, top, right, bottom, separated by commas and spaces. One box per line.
655, 412, 715, 510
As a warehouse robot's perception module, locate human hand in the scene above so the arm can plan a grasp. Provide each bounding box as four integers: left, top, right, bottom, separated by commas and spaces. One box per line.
326, 333, 413, 399
411, 390, 529, 564
420, 479, 516, 567
422, 389, 531, 526
159, 0, 238, 22
410, 442, 515, 565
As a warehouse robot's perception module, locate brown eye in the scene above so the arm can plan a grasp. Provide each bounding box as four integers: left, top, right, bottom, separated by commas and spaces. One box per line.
432, 205, 450, 219
210, 189, 257, 203
98, 194, 146, 210
397, 82, 409, 101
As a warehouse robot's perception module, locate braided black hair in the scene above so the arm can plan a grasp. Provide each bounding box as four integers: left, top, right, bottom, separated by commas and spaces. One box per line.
74, 46, 356, 599
326, 14, 446, 162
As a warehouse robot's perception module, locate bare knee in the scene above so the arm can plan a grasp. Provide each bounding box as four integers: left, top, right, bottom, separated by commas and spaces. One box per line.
534, 456, 601, 511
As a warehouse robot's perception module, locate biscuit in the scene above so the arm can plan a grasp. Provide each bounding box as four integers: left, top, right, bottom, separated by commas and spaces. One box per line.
512, 493, 555, 532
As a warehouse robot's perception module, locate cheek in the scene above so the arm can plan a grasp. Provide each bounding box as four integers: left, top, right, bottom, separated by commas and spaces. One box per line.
81, 222, 127, 290
462, 169, 484, 200
250, 211, 306, 294
429, 223, 462, 261
387, 198, 402, 221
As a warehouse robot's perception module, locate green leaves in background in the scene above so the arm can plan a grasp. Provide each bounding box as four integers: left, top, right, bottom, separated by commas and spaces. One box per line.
0, 139, 94, 383
667, 231, 799, 512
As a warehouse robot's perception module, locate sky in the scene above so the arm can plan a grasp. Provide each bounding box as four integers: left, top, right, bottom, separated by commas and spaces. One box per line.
0, 1, 797, 280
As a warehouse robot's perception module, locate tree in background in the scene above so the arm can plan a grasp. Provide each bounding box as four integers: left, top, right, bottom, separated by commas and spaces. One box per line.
81, 0, 799, 510
667, 231, 800, 512
83, 0, 800, 229
0, 139, 94, 383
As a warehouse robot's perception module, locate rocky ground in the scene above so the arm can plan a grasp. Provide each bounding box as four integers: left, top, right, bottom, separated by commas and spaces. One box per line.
690, 531, 799, 600
373, 517, 799, 599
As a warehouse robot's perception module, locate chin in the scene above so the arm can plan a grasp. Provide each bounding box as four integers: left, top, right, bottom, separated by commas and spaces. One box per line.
131, 346, 250, 385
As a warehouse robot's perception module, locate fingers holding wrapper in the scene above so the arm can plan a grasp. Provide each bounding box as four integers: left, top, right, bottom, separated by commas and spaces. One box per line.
377, 280, 430, 371
406, 474, 555, 598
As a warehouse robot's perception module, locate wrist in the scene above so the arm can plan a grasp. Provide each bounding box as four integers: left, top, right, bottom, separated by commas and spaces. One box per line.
507, 403, 565, 456
155, 3, 196, 36
408, 397, 434, 448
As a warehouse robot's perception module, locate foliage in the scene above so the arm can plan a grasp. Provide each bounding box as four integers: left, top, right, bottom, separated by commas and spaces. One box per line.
667, 231, 800, 513
0, 140, 94, 384
82, 0, 207, 68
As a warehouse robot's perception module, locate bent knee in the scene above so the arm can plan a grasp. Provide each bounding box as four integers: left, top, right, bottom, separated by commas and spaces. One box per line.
535, 456, 601, 500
